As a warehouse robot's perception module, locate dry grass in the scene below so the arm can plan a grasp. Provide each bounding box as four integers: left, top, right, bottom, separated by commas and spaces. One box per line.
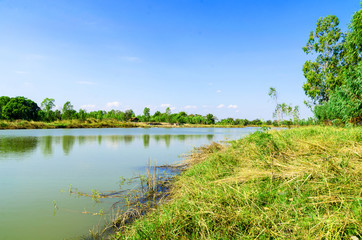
114, 126, 362, 239
0, 119, 138, 129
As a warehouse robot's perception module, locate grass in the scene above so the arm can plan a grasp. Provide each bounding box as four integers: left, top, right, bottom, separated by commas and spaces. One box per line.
0, 119, 139, 129
113, 126, 362, 239
0, 119, 286, 130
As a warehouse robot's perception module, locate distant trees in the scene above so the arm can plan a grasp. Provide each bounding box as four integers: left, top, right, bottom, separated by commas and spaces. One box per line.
0, 96, 11, 119
2, 97, 40, 120
62, 101, 76, 120
143, 107, 150, 122
124, 109, 135, 121
0, 95, 312, 126
206, 113, 216, 124
269, 87, 299, 124
41, 98, 55, 122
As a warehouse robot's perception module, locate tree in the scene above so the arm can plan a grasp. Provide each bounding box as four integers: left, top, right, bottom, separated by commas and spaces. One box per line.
269, 87, 281, 123
206, 113, 216, 124
314, 62, 362, 123
165, 107, 171, 115
2, 96, 40, 120
0, 96, 11, 119
344, 9, 362, 68
309, 9, 362, 124
124, 109, 135, 121
143, 107, 150, 122
302, 15, 345, 104
41, 98, 55, 122
62, 101, 75, 120
78, 109, 87, 121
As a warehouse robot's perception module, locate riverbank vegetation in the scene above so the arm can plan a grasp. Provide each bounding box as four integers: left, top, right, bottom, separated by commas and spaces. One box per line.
302, 9, 362, 124
0, 96, 313, 129
113, 126, 361, 239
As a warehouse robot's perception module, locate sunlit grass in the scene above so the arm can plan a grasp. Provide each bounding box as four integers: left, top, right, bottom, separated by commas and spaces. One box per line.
114, 126, 362, 239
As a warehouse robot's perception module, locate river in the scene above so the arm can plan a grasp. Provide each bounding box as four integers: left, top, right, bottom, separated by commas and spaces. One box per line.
0, 127, 258, 239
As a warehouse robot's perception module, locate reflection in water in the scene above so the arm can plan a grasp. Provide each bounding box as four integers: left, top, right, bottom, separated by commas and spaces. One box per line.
41, 136, 53, 156
0, 137, 39, 158
207, 134, 213, 141
143, 135, 150, 148
124, 135, 134, 144
62, 136, 75, 155
1, 134, 215, 158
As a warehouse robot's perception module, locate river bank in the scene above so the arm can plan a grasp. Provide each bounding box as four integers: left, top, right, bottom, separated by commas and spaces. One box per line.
112, 126, 361, 239
0, 119, 269, 130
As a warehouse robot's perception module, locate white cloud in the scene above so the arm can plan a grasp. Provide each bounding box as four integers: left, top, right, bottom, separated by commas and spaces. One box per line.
227, 104, 238, 109
160, 104, 172, 108
80, 104, 97, 111
217, 104, 225, 109
184, 105, 197, 109
106, 101, 121, 108
202, 105, 209, 108
120, 56, 141, 62
160, 104, 176, 111
236, 110, 240, 113
216, 90, 222, 93
76, 81, 96, 85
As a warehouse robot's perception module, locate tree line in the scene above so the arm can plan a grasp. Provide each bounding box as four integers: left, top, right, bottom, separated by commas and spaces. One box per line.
0, 96, 313, 126
302, 9, 362, 124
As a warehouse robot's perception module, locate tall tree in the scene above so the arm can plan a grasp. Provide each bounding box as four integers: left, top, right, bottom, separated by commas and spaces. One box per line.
268, 87, 281, 123
143, 107, 150, 122
302, 15, 345, 104
62, 101, 75, 120
41, 98, 55, 122
344, 9, 362, 68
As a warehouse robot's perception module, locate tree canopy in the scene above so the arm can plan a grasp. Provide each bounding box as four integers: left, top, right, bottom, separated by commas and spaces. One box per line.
308, 9, 362, 124
302, 15, 345, 104
2, 97, 40, 121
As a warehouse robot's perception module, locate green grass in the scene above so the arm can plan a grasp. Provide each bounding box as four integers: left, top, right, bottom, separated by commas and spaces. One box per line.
114, 126, 362, 239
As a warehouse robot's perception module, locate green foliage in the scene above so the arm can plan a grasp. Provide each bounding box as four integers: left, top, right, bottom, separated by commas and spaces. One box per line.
206, 113, 216, 124
310, 9, 362, 123
124, 109, 135, 121
41, 98, 55, 122
0, 96, 11, 119
344, 9, 362, 67
62, 101, 76, 120
2, 96, 40, 121
303, 15, 345, 103
314, 62, 362, 123
143, 107, 150, 121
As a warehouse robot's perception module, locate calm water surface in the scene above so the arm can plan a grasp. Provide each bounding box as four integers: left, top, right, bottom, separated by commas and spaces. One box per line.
0, 127, 258, 240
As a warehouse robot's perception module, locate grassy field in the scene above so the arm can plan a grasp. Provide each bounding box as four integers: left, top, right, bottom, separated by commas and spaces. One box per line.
113, 126, 362, 239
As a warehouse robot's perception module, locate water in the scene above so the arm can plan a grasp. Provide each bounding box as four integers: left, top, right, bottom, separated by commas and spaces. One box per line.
0, 127, 258, 240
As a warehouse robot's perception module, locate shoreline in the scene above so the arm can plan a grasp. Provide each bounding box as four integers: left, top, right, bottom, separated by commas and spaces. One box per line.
110, 126, 361, 239
0, 119, 278, 130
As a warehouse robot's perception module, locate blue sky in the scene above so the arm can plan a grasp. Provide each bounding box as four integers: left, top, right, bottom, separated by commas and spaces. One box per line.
0, 0, 360, 120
